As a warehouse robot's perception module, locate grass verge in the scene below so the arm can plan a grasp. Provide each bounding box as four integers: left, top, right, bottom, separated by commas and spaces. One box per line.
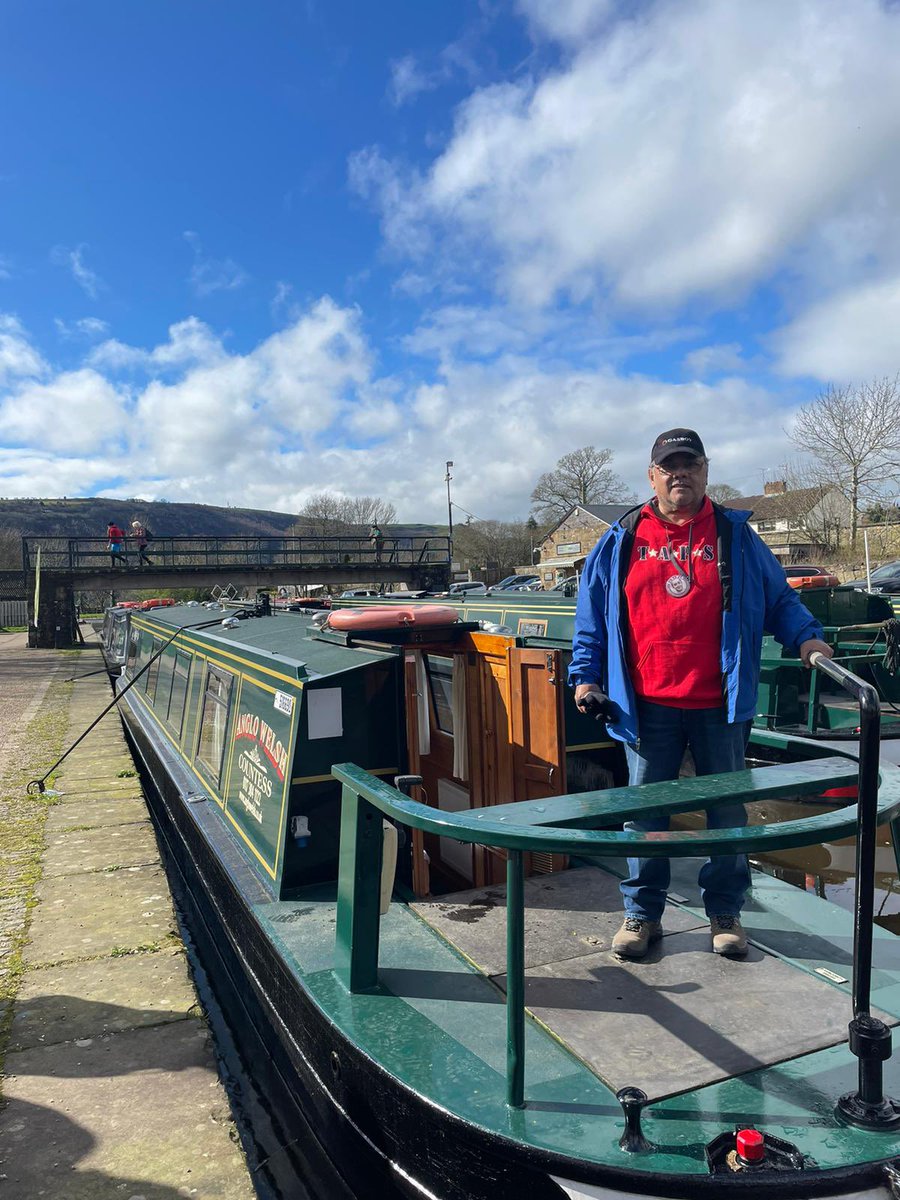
0, 675, 72, 1086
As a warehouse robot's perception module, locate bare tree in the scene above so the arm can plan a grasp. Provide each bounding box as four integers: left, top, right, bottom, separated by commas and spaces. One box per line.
0, 524, 22, 569
453, 520, 534, 582
343, 495, 397, 528
706, 483, 742, 503
290, 492, 397, 538
791, 377, 900, 543
530, 446, 636, 523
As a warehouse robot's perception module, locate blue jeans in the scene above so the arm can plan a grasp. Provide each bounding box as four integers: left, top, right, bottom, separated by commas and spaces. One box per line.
621, 700, 752, 922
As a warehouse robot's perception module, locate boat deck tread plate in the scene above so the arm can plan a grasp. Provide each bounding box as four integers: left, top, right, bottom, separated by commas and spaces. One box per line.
411, 866, 898, 1102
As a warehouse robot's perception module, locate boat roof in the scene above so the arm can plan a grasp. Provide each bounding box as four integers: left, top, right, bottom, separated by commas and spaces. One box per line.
131, 603, 399, 681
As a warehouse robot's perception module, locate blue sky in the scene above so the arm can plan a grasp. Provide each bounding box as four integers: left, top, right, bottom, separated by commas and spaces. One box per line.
2, 0, 900, 521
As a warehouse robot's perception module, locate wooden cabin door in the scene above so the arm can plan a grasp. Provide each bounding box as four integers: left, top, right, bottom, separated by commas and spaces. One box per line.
507, 647, 568, 877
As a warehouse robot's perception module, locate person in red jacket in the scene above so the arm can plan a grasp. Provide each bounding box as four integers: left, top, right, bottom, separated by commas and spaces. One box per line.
106, 521, 127, 567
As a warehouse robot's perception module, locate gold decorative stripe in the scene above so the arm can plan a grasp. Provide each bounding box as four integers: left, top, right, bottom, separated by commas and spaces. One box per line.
291, 766, 399, 785
566, 741, 615, 751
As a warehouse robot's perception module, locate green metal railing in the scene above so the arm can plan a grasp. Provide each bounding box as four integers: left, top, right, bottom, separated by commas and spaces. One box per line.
332, 736, 900, 1110
760, 624, 900, 736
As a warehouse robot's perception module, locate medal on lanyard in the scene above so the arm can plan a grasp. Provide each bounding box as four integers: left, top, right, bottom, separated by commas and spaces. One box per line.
665, 527, 693, 597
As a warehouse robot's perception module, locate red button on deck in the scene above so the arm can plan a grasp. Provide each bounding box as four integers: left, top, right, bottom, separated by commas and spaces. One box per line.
736, 1129, 765, 1162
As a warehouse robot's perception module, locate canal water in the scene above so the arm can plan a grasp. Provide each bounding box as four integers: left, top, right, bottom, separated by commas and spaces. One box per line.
675, 798, 900, 935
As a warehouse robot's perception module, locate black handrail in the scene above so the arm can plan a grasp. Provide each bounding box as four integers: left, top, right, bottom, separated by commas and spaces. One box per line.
809, 650, 900, 1129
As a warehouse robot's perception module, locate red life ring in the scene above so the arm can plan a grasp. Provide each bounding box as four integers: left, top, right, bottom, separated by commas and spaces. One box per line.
328, 605, 459, 631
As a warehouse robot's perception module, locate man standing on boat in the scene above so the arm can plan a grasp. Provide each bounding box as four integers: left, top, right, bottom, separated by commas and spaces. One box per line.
569, 429, 833, 960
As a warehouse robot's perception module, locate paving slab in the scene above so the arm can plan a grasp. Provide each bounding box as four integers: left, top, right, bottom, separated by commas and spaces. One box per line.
45, 797, 151, 832
41, 822, 160, 877
0, 1021, 255, 1199
25, 865, 177, 966
8, 951, 197, 1050
51, 778, 143, 798
412, 865, 705, 973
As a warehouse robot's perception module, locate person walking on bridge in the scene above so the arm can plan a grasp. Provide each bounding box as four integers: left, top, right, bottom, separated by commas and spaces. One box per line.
106, 521, 127, 567
369, 523, 384, 564
131, 520, 153, 567
569, 428, 833, 960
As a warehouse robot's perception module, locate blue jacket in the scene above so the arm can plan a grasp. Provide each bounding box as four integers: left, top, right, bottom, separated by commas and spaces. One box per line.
568, 502, 824, 744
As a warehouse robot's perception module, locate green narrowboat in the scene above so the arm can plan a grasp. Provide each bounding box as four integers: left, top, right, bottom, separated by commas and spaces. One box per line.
113, 598, 900, 1199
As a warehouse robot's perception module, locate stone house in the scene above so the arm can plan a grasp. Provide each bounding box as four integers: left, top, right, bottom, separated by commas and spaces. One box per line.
534, 503, 632, 586
719, 482, 848, 562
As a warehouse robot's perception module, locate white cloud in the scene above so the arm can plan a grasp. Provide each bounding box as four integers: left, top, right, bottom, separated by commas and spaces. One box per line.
0, 255, 13, 280
683, 343, 746, 378
0, 315, 47, 385
184, 230, 248, 296
51, 245, 103, 298
356, 0, 900, 313
0, 369, 129, 453
388, 55, 437, 107
516, 0, 614, 45
0, 297, 796, 518
55, 316, 110, 340
772, 275, 900, 383
90, 317, 226, 371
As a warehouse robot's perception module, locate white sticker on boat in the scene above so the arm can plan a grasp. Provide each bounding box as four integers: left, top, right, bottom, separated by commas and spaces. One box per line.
308, 688, 343, 739
274, 690, 294, 716
815, 967, 849, 984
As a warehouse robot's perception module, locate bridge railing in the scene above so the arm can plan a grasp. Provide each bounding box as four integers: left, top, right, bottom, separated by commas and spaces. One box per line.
21, 534, 452, 573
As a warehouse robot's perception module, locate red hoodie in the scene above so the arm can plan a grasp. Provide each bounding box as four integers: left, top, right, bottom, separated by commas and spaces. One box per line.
624, 497, 723, 708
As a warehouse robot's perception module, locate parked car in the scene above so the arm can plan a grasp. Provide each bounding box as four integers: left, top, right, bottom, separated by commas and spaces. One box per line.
547, 576, 579, 597
486, 574, 540, 594
843, 559, 900, 593
783, 565, 840, 590
340, 589, 381, 599
446, 581, 487, 596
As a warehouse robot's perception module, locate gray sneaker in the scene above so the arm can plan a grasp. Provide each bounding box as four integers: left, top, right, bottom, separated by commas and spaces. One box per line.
612, 916, 663, 959
710, 915, 748, 957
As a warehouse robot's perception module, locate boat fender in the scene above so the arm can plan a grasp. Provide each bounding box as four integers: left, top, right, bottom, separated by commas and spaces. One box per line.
290, 815, 310, 849
381, 821, 398, 916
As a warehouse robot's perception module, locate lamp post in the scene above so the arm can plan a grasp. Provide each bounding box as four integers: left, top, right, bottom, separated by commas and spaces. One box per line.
445, 461, 454, 553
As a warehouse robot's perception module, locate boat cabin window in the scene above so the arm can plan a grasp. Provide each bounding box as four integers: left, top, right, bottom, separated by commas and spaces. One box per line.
111, 621, 127, 660
425, 654, 454, 735
154, 648, 176, 717
196, 664, 235, 785
142, 638, 163, 701
165, 651, 191, 736
126, 629, 141, 673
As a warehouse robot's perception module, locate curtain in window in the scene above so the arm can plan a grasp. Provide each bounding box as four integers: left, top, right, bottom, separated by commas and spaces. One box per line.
415, 652, 431, 757
451, 657, 468, 782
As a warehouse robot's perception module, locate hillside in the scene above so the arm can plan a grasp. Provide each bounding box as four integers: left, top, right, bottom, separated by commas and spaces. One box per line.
0, 497, 444, 541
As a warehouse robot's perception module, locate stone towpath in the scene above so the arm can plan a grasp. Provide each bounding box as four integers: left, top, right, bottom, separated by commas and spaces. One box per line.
0, 631, 257, 1199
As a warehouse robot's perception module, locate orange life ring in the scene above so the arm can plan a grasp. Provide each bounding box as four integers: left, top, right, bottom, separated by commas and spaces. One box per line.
328, 605, 459, 631
787, 576, 830, 590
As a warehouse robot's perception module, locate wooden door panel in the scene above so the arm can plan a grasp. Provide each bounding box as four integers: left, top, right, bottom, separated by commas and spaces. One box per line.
509, 649, 567, 802
508, 647, 568, 876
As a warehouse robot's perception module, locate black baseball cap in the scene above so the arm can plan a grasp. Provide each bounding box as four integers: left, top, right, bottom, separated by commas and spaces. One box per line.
650, 428, 706, 465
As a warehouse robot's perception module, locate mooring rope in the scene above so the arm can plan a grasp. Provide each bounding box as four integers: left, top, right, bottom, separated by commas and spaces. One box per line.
26, 614, 230, 794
